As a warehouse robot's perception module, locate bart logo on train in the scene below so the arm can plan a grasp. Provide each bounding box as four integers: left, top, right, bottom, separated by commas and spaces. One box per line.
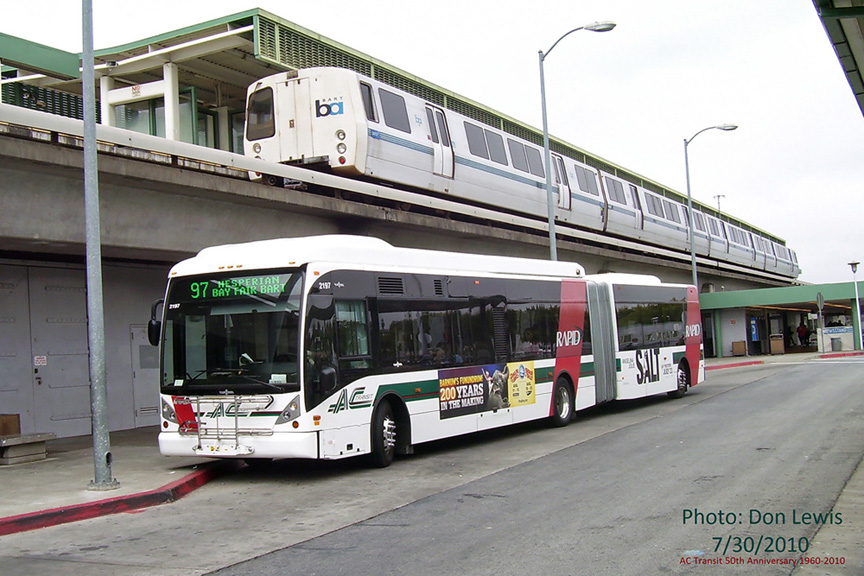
316, 99, 344, 117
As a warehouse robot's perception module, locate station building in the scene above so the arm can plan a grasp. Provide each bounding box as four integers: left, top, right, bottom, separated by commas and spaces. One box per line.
701, 282, 863, 359
0, 4, 861, 438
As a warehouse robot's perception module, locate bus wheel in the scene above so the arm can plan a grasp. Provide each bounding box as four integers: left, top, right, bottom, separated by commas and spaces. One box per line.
550, 378, 574, 427
668, 362, 690, 399
370, 400, 397, 468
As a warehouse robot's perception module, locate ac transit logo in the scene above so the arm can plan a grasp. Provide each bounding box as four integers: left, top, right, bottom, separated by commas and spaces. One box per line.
316, 98, 344, 117
206, 404, 250, 418
328, 387, 375, 414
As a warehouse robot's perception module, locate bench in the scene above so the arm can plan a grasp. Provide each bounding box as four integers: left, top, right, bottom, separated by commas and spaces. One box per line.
0, 433, 57, 465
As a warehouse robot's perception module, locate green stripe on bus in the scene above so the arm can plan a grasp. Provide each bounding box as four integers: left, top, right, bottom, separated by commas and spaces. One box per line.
376, 379, 439, 403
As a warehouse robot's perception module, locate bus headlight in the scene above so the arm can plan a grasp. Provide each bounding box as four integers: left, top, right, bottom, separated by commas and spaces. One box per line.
275, 395, 302, 424
336, 129, 346, 140
161, 398, 178, 424
336, 143, 347, 154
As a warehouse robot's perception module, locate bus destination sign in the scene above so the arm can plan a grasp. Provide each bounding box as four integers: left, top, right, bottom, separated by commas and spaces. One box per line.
187, 274, 289, 301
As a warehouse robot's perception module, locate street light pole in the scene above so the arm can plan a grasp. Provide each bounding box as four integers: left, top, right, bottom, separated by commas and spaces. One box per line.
850, 261, 862, 350
83, 0, 118, 491
539, 21, 615, 261
683, 124, 737, 289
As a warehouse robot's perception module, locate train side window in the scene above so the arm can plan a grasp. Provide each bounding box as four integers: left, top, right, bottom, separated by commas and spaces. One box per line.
435, 110, 450, 147
630, 186, 642, 210
645, 194, 664, 218
693, 212, 707, 232
485, 130, 508, 165
662, 200, 681, 224
574, 165, 599, 196
604, 177, 627, 204
379, 89, 411, 133
426, 108, 439, 143
507, 139, 529, 172
246, 87, 275, 141
525, 146, 545, 178
464, 122, 489, 159
553, 156, 569, 186
360, 82, 378, 123
626, 184, 638, 207
708, 219, 720, 237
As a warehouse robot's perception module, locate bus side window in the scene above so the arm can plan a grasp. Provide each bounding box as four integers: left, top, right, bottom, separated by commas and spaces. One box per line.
305, 296, 339, 408
336, 301, 371, 371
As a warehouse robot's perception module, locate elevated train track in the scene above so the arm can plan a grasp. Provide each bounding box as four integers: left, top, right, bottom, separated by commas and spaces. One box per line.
0, 103, 793, 287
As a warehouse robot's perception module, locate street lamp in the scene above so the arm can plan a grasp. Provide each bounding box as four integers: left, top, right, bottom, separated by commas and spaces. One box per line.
683, 124, 737, 288
539, 21, 616, 260
850, 261, 862, 350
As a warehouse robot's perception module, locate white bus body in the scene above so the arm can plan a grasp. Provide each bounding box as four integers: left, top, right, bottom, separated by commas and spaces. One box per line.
152, 236, 704, 467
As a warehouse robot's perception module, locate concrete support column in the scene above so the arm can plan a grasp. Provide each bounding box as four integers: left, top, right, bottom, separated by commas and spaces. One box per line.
99, 76, 114, 126
215, 106, 231, 151
163, 63, 180, 141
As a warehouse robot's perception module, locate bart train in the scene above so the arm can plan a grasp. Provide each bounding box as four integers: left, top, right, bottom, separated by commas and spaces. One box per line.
244, 67, 799, 279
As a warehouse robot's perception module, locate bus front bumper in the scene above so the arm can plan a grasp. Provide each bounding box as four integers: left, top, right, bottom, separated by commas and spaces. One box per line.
158, 430, 319, 460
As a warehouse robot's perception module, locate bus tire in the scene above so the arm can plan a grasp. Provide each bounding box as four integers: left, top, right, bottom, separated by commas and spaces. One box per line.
550, 377, 574, 427
668, 362, 690, 399
369, 400, 397, 468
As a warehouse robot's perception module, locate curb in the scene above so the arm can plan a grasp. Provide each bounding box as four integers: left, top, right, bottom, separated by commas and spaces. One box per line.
0, 460, 243, 536
706, 360, 764, 371
819, 351, 864, 359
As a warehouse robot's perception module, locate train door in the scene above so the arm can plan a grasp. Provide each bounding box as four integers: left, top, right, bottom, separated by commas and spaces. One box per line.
587, 281, 616, 404
288, 77, 314, 160
425, 105, 454, 178
629, 184, 644, 230
553, 154, 571, 209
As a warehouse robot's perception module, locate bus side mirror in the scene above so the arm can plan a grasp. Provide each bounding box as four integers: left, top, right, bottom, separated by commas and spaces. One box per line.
318, 366, 337, 395
148, 298, 164, 347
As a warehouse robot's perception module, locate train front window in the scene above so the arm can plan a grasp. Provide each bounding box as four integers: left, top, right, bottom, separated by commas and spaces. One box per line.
160, 271, 303, 394
246, 87, 275, 141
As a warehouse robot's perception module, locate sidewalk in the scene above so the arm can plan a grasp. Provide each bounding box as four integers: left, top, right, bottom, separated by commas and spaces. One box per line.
1, 350, 863, 567
0, 427, 241, 536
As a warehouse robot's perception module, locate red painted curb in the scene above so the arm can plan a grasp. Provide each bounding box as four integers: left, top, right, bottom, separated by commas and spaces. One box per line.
706, 360, 764, 371
0, 460, 242, 536
819, 351, 864, 359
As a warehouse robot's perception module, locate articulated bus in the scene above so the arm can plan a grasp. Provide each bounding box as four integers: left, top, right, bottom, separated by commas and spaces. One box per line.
149, 235, 704, 467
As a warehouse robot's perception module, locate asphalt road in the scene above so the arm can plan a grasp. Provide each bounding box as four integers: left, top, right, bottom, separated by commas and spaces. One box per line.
207, 359, 864, 576
2, 359, 862, 576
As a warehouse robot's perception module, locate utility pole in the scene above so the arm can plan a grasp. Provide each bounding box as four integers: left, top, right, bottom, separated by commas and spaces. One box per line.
83, 0, 118, 491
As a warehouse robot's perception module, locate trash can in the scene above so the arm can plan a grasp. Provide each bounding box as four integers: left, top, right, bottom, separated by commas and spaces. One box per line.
831, 337, 842, 352
769, 334, 785, 355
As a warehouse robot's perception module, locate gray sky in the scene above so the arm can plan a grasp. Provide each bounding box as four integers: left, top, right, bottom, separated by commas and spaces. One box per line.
5, 0, 863, 284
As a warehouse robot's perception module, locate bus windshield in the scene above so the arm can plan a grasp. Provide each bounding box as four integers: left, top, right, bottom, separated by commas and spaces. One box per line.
160, 270, 304, 394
